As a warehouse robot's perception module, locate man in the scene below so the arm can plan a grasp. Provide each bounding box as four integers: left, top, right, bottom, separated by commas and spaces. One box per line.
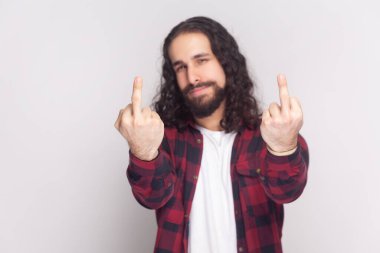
114, 16, 309, 253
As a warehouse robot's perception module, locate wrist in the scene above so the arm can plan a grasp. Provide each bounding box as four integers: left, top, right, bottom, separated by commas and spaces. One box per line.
266, 145, 297, 156
131, 149, 159, 161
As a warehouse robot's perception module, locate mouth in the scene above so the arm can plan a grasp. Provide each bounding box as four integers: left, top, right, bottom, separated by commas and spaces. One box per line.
189, 86, 209, 97
184, 82, 215, 97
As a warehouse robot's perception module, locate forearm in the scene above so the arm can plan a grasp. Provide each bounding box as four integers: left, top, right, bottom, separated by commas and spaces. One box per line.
260, 134, 309, 204
127, 149, 176, 209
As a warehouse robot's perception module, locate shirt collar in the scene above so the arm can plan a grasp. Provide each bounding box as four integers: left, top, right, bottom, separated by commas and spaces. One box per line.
180, 119, 247, 134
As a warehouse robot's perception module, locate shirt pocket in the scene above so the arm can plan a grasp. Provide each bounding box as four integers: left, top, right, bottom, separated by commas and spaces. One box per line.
235, 159, 261, 181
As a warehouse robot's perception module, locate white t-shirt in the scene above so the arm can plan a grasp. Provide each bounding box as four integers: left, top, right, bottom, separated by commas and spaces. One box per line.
188, 126, 237, 253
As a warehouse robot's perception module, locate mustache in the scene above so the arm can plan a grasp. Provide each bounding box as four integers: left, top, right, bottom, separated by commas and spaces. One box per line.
182, 81, 216, 95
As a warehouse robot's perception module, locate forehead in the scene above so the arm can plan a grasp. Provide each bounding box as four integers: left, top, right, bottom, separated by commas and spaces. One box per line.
168, 32, 213, 62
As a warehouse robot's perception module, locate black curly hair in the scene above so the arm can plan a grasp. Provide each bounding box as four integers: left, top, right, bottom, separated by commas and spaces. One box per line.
153, 16, 261, 132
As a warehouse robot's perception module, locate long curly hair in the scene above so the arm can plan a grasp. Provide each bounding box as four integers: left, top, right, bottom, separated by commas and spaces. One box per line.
153, 16, 261, 132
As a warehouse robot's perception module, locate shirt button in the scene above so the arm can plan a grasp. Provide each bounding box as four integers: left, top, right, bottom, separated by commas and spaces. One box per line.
196, 138, 202, 144
238, 246, 244, 252
256, 168, 261, 174
193, 175, 198, 180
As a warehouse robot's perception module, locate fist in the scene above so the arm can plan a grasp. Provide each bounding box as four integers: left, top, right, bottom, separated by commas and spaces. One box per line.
114, 77, 164, 161
260, 74, 303, 154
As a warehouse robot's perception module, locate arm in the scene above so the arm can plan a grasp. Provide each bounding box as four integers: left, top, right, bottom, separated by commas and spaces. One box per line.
259, 134, 309, 204
127, 134, 177, 209
114, 77, 172, 209
259, 74, 309, 203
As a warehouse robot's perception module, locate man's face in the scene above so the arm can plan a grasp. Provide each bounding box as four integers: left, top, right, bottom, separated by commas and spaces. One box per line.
168, 32, 226, 118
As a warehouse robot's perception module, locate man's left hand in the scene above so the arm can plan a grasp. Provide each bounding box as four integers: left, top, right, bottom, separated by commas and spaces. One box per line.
260, 74, 303, 155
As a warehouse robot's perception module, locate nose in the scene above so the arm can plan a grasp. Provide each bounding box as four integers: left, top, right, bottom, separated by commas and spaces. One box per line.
186, 66, 200, 85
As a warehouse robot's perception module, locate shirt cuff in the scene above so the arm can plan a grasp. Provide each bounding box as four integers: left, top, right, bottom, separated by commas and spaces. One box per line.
265, 144, 301, 164
128, 150, 160, 175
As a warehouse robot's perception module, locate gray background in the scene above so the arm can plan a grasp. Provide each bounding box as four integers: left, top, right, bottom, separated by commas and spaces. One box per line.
1, 0, 379, 252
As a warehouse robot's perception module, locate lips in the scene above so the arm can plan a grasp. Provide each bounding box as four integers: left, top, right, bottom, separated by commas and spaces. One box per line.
183, 81, 215, 96
189, 86, 209, 96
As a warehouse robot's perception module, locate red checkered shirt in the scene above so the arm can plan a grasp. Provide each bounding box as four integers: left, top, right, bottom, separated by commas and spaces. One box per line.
127, 122, 309, 253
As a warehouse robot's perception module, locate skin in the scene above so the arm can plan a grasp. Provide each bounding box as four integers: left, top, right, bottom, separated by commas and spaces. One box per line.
114, 77, 164, 161
260, 74, 303, 155
114, 32, 303, 160
169, 32, 227, 131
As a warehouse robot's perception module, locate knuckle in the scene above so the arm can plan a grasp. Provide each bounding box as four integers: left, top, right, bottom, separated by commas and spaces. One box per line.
272, 120, 280, 127
272, 117, 283, 127
124, 119, 132, 127
142, 107, 151, 114
262, 115, 271, 125
263, 119, 271, 126
125, 104, 132, 112
282, 115, 291, 124
133, 118, 143, 127
291, 111, 300, 119
121, 112, 131, 122
269, 103, 278, 110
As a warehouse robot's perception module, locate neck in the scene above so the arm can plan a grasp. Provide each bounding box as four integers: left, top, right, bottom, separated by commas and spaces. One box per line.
194, 101, 225, 131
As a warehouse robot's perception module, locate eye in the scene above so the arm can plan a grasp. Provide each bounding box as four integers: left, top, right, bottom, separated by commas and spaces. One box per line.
197, 58, 208, 64
175, 65, 186, 73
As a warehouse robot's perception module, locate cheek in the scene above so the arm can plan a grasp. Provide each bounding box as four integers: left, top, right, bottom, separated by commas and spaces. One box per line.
176, 74, 187, 90
214, 66, 226, 86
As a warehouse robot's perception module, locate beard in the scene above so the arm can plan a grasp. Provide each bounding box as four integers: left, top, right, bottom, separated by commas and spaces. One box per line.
182, 81, 226, 118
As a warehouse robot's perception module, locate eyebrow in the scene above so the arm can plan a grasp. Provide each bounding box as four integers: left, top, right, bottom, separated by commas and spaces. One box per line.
172, 53, 211, 68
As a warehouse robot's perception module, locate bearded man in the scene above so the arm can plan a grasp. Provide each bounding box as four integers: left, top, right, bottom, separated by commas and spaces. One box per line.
115, 16, 309, 253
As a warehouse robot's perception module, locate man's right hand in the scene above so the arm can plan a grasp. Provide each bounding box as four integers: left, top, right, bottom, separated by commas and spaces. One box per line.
114, 76, 164, 161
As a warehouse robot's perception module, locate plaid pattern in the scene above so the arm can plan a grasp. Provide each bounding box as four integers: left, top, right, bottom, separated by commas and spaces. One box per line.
127, 122, 309, 253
